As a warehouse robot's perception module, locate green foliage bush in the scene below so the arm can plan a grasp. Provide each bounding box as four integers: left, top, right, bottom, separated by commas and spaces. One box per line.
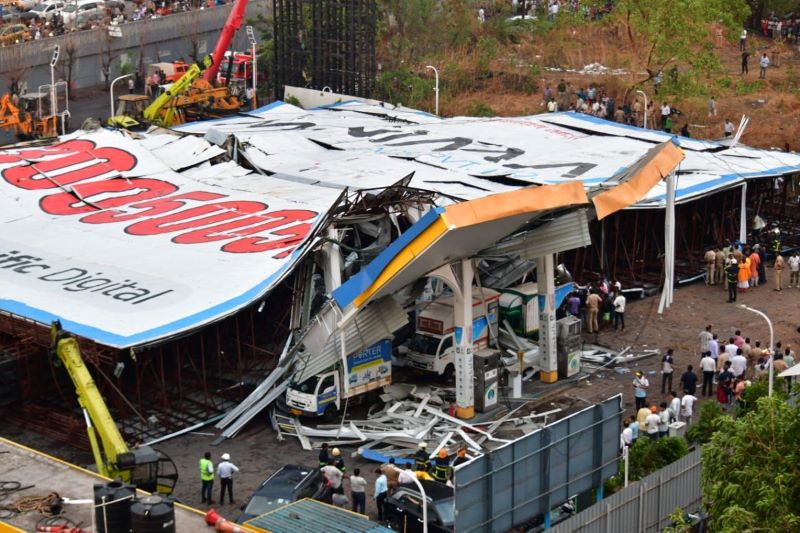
373, 69, 434, 109
686, 400, 726, 444
466, 101, 496, 117
627, 437, 689, 480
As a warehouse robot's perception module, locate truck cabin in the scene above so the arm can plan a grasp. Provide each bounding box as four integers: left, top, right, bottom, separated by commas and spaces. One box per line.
289, 371, 338, 415
411, 288, 500, 356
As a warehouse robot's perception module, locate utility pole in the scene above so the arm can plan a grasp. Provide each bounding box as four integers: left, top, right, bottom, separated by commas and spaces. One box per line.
246, 25, 257, 110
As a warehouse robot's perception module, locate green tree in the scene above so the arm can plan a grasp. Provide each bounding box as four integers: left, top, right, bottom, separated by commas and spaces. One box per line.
686, 400, 726, 444
593, 0, 750, 87
702, 396, 800, 532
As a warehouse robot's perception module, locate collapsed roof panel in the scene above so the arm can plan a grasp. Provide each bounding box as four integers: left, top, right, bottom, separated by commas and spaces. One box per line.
0, 129, 334, 348
178, 100, 800, 207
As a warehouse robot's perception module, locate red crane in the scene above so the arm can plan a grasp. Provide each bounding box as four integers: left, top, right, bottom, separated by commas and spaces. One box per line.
202, 0, 249, 83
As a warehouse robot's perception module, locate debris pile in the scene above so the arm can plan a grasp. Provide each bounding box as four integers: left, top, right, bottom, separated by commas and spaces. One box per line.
270, 384, 563, 463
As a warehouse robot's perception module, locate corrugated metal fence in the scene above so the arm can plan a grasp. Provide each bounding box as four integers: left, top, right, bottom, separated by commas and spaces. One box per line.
454, 395, 623, 532
551, 447, 703, 533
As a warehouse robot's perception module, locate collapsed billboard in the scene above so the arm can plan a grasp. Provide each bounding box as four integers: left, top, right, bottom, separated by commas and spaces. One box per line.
0, 130, 335, 348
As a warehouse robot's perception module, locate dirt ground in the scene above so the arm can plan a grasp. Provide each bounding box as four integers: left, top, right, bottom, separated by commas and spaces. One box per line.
4, 272, 798, 526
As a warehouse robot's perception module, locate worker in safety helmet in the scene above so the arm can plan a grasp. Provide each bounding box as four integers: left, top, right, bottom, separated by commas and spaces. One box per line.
452, 447, 469, 467
430, 449, 452, 483
331, 447, 346, 473
414, 441, 430, 472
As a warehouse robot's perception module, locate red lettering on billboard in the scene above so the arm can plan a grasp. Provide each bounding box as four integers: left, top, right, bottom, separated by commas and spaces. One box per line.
2, 141, 136, 190
0, 140, 94, 164
0, 139, 318, 255
125, 200, 268, 236
223, 223, 313, 256
80, 191, 225, 225
173, 210, 318, 245
40, 179, 178, 215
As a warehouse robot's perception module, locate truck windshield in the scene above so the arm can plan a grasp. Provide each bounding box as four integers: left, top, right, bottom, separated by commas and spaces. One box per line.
292, 375, 319, 394
408, 333, 441, 355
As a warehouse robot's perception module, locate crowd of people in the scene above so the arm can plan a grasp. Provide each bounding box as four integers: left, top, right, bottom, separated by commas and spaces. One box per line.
759, 14, 800, 42
703, 229, 797, 302
621, 318, 797, 451
559, 279, 627, 334
195, 440, 467, 522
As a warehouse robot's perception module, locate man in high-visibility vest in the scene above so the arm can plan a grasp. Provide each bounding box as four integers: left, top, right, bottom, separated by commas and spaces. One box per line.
199, 451, 214, 504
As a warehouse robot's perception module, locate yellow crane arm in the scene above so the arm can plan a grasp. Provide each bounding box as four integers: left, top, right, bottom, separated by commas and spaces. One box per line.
50, 322, 130, 480
143, 56, 212, 126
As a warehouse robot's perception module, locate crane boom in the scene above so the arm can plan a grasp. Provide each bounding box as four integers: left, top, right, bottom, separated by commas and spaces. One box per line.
51, 322, 129, 478
203, 0, 249, 83
50, 321, 178, 494
144, 56, 212, 126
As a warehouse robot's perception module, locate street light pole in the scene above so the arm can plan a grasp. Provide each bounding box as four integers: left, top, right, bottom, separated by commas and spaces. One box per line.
636, 89, 648, 129
426, 65, 439, 116
246, 25, 257, 110
109, 74, 133, 119
407, 475, 428, 533
740, 304, 774, 396
50, 45, 60, 119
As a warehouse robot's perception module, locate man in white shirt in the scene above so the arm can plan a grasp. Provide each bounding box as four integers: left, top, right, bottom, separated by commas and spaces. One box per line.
645, 406, 661, 441
660, 102, 671, 129
613, 290, 626, 331
657, 402, 671, 438
349, 468, 367, 514
217, 453, 240, 505
700, 352, 716, 397
398, 465, 416, 485
322, 464, 344, 492
667, 391, 681, 422
725, 338, 738, 359
681, 392, 697, 425
699, 325, 713, 354
788, 253, 800, 288
740, 28, 747, 51
724, 119, 734, 137
620, 424, 633, 452
731, 349, 747, 378
759, 53, 770, 79
661, 349, 675, 393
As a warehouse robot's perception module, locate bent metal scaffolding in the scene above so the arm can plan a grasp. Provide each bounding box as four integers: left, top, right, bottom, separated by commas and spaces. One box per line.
0, 179, 435, 447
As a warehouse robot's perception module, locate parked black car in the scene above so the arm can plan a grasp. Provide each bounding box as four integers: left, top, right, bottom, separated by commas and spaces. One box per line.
235, 464, 331, 524
383, 480, 454, 532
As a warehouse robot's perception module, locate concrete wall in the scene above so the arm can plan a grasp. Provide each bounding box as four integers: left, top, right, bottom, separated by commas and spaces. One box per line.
0, 0, 270, 92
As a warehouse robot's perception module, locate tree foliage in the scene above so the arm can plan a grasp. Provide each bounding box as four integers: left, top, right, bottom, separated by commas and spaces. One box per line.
626, 436, 689, 481
686, 400, 726, 444
594, 0, 750, 85
702, 396, 800, 532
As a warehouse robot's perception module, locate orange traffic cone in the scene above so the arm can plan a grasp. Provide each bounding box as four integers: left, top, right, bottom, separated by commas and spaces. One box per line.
205, 508, 223, 527
216, 518, 247, 533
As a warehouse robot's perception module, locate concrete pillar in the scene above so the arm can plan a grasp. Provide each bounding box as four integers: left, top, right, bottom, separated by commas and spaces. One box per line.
538, 254, 558, 383
323, 226, 343, 291
454, 258, 475, 419
739, 182, 747, 245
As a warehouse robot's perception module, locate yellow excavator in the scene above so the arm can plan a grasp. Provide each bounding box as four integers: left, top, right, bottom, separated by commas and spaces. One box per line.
0, 92, 59, 139
108, 55, 240, 129
51, 321, 178, 495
